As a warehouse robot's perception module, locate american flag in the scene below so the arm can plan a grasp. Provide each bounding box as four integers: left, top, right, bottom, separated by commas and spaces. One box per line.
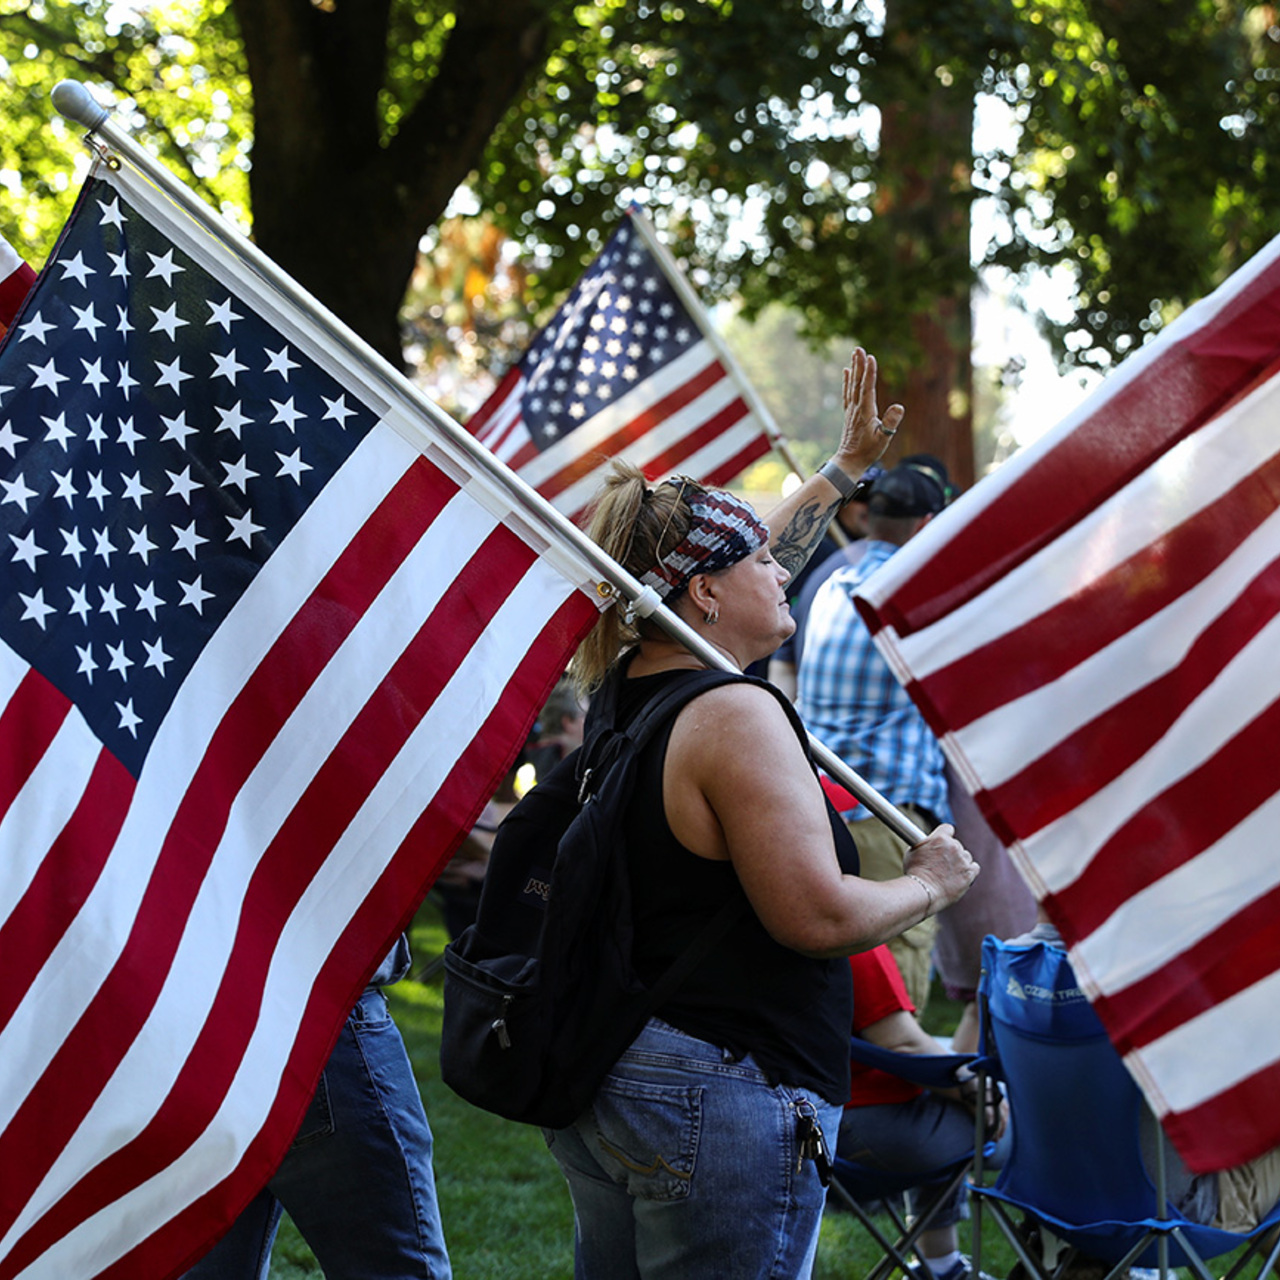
0, 162, 600, 1278
854, 236, 1280, 1176
466, 210, 774, 520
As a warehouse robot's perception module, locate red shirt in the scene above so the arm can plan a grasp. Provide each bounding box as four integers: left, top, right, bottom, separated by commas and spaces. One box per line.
847, 946, 923, 1108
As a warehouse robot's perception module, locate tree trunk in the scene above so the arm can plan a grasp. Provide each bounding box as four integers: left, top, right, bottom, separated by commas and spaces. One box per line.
230, 0, 550, 366
872, 0, 977, 491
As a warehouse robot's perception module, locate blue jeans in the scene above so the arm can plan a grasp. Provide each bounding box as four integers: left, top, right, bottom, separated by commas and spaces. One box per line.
837, 1091, 1011, 1227
545, 1017, 841, 1279
184, 988, 451, 1279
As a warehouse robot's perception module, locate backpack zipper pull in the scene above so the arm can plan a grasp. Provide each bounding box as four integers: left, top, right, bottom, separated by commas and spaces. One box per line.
492, 997, 513, 1050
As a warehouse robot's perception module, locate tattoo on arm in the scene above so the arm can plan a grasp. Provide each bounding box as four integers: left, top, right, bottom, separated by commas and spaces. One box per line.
771, 496, 843, 578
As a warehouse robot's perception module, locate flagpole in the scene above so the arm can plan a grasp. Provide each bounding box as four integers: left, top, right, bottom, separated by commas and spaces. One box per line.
627, 206, 850, 545
50, 80, 922, 846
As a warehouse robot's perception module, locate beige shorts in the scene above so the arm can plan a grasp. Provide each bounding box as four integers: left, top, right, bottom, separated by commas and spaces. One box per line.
1216, 1144, 1280, 1232
846, 808, 938, 1013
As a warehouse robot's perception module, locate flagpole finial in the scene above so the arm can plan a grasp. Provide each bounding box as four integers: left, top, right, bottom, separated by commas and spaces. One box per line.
51, 80, 110, 132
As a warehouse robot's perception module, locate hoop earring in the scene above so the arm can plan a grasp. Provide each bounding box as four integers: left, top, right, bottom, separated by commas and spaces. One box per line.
704, 607, 719, 626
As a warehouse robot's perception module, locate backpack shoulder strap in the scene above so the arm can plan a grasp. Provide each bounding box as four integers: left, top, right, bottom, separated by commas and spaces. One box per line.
625, 667, 811, 756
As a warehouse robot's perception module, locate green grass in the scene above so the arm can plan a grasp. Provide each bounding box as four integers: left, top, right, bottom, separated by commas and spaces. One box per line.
264, 904, 1018, 1279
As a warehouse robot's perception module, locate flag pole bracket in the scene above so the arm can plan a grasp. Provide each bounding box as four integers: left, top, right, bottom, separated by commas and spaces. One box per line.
617, 585, 662, 623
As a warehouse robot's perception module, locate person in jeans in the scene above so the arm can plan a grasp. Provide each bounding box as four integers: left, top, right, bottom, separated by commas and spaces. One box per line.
182, 938, 451, 1279
839, 945, 1009, 1280
549, 349, 980, 1279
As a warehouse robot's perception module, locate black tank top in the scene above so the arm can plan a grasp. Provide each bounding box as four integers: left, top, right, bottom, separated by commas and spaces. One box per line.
619, 670, 859, 1105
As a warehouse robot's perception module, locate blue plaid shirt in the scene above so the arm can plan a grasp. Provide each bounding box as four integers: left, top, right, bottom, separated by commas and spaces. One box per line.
796, 541, 952, 824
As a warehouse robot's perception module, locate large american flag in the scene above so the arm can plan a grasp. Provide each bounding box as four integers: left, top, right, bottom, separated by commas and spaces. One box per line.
466, 210, 774, 520
854, 237, 1280, 1176
0, 162, 600, 1278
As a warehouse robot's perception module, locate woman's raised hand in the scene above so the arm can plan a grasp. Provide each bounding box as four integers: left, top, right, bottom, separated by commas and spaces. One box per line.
837, 347, 904, 474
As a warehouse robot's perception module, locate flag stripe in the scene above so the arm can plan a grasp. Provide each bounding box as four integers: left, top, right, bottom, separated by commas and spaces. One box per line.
857, 242, 1280, 639
0, 745, 133, 1042
548, 380, 763, 519
1054, 708, 1280, 987
1, 520, 540, 1274
683, 428, 771, 491
1132, 960, 1280, 1117
910, 451, 1280, 733
466, 366, 522, 439
977, 553, 1280, 838
0, 711, 107, 1039
1154, 1050, 1280, 1171
0, 670, 74, 819
1091, 885, 1280, 1054
639, 394, 751, 477
880, 368, 1280, 691
0, 259, 36, 331
0, 675, 90, 944
944, 513, 1280, 802
1013, 601, 1280, 900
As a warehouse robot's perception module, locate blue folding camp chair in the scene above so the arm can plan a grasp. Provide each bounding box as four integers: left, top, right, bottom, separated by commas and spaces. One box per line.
828, 1036, 993, 1280
970, 935, 1280, 1280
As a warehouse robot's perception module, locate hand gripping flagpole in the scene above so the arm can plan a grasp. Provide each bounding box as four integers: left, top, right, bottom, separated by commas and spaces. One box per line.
50, 80, 924, 846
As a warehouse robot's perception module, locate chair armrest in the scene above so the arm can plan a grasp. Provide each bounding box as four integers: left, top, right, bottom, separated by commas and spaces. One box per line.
848, 1036, 976, 1090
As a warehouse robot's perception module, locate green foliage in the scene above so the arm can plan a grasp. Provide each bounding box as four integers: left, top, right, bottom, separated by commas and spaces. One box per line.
0, 0, 252, 265
473, 2, 883, 310
981, 0, 1280, 369
8, 0, 1280, 390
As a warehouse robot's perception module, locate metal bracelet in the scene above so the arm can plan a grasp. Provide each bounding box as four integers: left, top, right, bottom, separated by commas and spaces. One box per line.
818, 458, 859, 504
905, 873, 935, 918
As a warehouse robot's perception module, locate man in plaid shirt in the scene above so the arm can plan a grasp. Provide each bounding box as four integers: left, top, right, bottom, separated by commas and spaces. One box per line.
796, 464, 950, 1011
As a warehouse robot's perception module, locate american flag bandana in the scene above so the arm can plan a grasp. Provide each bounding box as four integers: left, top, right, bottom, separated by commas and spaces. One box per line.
639, 480, 768, 600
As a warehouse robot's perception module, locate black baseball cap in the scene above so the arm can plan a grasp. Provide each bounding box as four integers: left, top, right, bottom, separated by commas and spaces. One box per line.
899, 453, 958, 504
867, 465, 947, 518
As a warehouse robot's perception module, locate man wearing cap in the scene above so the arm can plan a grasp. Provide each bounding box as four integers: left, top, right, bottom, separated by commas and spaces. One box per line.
796, 463, 950, 1011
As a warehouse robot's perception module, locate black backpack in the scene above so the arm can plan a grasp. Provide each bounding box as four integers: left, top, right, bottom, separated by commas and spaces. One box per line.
440, 666, 788, 1128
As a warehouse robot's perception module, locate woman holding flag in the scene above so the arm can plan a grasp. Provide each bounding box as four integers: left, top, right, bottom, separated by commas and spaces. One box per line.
548, 348, 979, 1279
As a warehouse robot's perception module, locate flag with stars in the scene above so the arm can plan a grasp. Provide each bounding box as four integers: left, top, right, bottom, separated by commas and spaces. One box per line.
0, 161, 600, 1280
466, 209, 773, 520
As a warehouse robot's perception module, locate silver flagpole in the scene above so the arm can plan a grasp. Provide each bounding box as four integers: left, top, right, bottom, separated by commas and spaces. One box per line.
50, 80, 924, 846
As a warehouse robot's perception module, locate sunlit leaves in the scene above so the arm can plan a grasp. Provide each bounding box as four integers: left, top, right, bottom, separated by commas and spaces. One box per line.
7, 0, 1280, 379
982, 0, 1280, 369
0, 0, 252, 263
